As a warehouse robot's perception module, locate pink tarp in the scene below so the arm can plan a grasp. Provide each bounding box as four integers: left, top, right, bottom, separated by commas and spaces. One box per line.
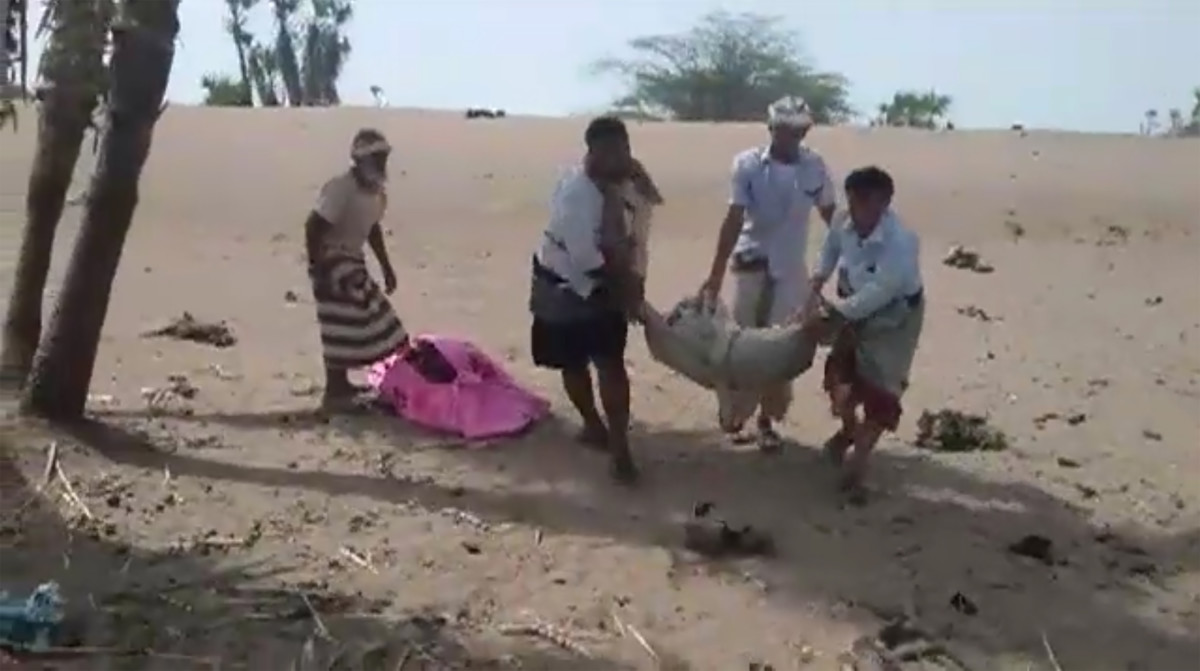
367, 335, 549, 440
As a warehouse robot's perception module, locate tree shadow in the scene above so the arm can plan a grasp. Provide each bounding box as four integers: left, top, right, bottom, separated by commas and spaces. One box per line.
76, 407, 1200, 669
0, 419, 639, 670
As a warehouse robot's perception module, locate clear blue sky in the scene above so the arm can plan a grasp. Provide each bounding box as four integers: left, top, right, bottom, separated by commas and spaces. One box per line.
26, 0, 1200, 132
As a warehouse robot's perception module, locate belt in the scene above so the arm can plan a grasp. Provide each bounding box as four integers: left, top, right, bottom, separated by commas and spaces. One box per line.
532, 256, 611, 304
836, 283, 924, 308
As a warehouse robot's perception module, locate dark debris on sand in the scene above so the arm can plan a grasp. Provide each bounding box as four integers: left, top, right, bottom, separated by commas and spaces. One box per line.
142, 312, 237, 349
915, 409, 1009, 453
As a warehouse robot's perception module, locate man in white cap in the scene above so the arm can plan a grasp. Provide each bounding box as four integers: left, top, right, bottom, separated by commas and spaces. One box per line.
699, 96, 838, 452
305, 128, 408, 412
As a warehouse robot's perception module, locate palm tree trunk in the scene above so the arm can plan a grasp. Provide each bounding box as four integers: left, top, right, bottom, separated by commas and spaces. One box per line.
270, 0, 304, 106
0, 93, 95, 385
0, 0, 106, 387
22, 0, 180, 420
224, 1, 253, 105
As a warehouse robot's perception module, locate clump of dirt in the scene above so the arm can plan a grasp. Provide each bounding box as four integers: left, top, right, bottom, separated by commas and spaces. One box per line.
838, 618, 974, 671
915, 409, 1009, 453
942, 245, 994, 273
142, 313, 236, 348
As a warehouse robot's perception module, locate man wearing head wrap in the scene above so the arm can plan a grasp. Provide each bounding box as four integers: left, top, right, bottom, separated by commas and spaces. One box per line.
304, 128, 408, 412
698, 96, 838, 452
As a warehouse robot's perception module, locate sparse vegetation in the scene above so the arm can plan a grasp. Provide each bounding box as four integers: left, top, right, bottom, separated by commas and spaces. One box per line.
916, 409, 1010, 453
875, 90, 953, 129
590, 11, 853, 124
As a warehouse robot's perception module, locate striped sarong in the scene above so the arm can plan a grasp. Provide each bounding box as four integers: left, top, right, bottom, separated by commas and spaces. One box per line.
311, 252, 407, 369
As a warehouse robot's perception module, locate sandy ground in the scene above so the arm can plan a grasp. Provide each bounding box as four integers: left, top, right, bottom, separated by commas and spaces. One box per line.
1, 107, 1198, 670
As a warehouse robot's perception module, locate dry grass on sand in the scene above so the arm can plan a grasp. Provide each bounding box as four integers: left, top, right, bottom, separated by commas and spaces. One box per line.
1, 107, 1198, 669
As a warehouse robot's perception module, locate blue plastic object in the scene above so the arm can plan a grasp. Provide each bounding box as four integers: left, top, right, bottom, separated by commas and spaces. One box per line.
0, 582, 64, 651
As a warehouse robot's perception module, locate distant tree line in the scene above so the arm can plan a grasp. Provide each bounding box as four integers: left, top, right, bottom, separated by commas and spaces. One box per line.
202, 0, 352, 107
591, 11, 956, 129
1141, 88, 1200, 137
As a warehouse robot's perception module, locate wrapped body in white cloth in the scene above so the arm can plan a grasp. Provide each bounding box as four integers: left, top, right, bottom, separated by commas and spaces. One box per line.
620, 162, 819, 432
641, 296, 818, 432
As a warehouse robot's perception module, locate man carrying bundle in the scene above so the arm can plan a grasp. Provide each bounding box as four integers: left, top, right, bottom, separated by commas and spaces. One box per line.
699, 96, 838, 452
802, 166, 925, 502
528, 116, 660, 485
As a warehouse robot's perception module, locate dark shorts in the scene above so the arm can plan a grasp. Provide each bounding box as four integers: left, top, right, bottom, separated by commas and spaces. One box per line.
531, 311, 628, 371
822, 334, 904, 432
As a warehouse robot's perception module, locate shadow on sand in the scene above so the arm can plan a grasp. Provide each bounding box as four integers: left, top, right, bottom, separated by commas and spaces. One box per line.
26, 404, 1200, 669
0, 415, 636, 670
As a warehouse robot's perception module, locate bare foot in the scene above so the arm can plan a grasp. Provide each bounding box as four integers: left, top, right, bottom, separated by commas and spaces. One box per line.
608, 445, 639, 486
728, 425, 756, 445
823, 429, 853, 465
839, 477, 869, 507
610, 457, 639, 486
575, 421, 609, 451
838, 456, 870, 506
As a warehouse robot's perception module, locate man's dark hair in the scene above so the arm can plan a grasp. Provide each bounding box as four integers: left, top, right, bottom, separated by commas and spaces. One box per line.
844, 166, 895, 198
353, 127, 388, 145
585, 115, 629, 149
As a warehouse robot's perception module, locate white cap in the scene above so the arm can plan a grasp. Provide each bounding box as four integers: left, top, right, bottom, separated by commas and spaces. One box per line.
767, 96, 814, 129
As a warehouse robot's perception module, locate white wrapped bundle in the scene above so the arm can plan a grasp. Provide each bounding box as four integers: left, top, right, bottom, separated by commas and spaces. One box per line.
642, 296, 818, 430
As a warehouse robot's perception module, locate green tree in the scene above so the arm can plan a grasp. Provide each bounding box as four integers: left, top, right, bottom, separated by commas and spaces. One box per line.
879, 89, 953, 129
1, 0, 112, 387
201, 72, 251, 106
23, 0, 181, 419
591, 11, 852, 123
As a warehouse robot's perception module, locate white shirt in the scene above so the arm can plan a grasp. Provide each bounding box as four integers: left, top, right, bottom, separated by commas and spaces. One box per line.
536, 166, 606, 298
814, 209, 922, 321
730, 146, 836, 284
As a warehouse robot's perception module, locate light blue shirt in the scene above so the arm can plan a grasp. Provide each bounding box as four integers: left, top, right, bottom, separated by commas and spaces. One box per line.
814, 209, 923, 321
729, 146, 836, 283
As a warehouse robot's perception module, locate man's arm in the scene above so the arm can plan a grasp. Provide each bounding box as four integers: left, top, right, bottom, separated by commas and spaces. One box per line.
816, 159, 837, 226
811, 226, 842, 288
304, 212, 331, 269
833, 232, 920, 321
706, 156, 752, 281
367, 223, 393, 274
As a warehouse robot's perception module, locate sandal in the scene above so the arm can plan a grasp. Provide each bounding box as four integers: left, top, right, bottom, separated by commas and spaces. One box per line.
757, 425, 784, 454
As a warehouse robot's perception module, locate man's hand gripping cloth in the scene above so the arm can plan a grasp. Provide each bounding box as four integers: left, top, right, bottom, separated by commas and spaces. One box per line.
642, 296, 818, 432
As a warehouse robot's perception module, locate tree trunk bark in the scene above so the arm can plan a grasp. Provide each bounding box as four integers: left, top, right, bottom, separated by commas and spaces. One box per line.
271, 0, 304, 106
22, 0, 180, 420
0, 96, 93, 386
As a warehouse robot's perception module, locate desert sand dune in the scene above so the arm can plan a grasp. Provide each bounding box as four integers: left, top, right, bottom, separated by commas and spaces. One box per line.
1, 107, 1198, 669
